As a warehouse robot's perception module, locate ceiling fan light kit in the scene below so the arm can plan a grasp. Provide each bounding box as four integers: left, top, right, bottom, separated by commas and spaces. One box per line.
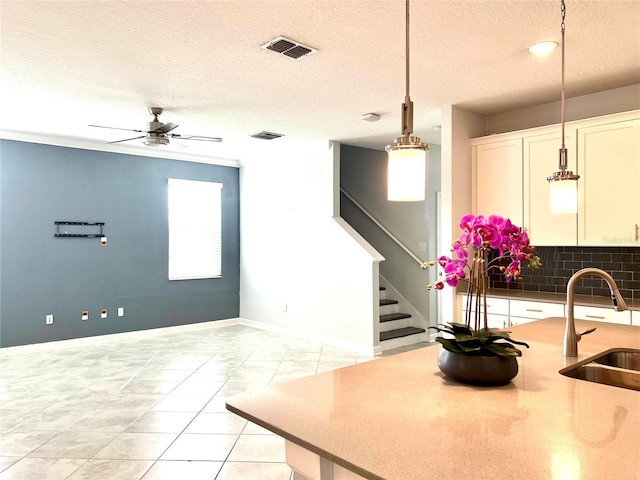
143, 135, 170, 147
89, 107, 222, 147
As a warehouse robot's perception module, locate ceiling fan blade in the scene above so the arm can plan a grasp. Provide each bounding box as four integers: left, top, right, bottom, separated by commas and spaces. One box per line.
151, 122, 179, 134
170, 134, 222, 142
89, 124, 146, 133
108, 136, 146, 144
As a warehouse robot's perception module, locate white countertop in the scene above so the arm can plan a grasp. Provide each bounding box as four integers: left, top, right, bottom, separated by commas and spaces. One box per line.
227, 318, 640, 480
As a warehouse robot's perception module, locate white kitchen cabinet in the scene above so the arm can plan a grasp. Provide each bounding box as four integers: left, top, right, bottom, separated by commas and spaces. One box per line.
577, 118, 640, 246
632, 311, 639, 327
523, 130, 577, 246
461, 295, 509, 329
509, 299, 564, 326
472, 138, 523, 225
472, 111, 639, 247
572, 305, 632, 326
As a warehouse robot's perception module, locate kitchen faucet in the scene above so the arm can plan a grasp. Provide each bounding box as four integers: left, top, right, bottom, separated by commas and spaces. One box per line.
564, 268, 628, 357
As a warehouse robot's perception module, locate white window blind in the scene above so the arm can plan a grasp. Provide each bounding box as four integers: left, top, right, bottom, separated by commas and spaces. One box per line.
168, 178, 222, 280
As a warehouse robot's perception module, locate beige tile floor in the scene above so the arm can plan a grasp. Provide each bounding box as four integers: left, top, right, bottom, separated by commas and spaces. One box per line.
0, 323, 428, 479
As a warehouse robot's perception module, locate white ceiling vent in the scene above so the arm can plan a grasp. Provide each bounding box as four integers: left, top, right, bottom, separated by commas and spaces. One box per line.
260, 36, 317, 59
251, 131, 284, 140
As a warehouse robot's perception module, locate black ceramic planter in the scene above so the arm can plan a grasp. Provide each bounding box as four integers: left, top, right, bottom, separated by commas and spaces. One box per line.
437, 348, 518, 386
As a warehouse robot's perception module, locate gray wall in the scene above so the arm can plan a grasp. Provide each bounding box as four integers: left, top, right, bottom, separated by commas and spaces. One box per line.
340, 144, 441, 323
0, 140, 239, 347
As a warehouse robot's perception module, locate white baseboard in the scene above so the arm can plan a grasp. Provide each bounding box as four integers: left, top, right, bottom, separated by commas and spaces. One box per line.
1, 318, 383, 358
239, 318, 381, 356
0, 318, 241, 357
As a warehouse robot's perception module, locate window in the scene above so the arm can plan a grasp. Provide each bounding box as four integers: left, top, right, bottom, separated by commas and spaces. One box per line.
168, 178, 222, 280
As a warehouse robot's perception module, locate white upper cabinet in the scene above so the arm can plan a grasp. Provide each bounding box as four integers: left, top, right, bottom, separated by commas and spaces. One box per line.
577, 118, 640, 246
472, 138, 523, 225
523, 130, 577, 246
472, 111, 639, 247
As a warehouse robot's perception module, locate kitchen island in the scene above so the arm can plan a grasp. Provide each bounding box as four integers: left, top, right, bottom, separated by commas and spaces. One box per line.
226, 318, 640, 479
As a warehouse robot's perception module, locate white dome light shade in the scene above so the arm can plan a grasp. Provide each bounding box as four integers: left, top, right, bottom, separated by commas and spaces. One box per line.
549, 179, 578, 214
387, 148, 427, 201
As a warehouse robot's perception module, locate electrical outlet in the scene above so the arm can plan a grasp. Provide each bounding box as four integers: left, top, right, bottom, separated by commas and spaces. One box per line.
101, 309, 107, 319
45, 314, 54, 325
81, 310, 89, 321
117, 307, 124, 317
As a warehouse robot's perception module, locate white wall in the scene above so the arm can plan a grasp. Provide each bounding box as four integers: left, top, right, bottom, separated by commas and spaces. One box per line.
239, 140, 382, 354
486, 84, 640, 135
440, 106, 487, 324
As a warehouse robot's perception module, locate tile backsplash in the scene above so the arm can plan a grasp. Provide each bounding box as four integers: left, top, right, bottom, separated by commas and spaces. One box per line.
489, 246, 640, 300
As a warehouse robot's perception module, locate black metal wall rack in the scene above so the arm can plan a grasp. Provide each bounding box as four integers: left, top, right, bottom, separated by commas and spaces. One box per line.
54, 221, 105, 238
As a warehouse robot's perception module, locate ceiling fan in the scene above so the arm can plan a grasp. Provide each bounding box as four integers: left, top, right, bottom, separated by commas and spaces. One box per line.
89, 107, 222, 146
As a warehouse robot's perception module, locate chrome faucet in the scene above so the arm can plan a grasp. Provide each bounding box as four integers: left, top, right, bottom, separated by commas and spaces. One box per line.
564, 268, 628, 357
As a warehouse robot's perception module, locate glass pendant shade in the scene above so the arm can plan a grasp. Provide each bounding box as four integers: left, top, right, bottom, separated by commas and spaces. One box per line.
547, 1, 579, 214
549, 178, 578, 214
387, 146, 427, 201
386, 0, 428, 202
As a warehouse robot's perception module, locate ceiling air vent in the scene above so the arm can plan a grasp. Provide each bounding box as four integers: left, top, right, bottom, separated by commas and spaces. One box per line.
251, 131, 284, 140
261, 36, 317, 59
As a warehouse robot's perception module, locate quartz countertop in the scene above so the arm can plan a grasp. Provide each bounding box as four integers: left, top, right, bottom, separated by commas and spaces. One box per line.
226, 318, 640, 480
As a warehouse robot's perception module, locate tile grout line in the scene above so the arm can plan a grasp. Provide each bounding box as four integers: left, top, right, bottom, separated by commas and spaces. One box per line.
119, 352, 160, 390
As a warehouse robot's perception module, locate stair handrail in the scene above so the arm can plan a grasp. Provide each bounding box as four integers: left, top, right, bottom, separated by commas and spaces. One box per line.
340, 187, 423, 266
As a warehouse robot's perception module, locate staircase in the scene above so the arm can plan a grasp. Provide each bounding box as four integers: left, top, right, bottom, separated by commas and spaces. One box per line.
379, 287, 427, 351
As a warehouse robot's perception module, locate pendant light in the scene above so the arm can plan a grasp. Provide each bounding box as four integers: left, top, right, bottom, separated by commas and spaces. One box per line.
386, 0, 429, 202
547, 0, 579, 214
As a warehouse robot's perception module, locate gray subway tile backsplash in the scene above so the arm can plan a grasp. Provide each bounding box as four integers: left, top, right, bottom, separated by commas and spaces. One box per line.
489, 246, 640, 300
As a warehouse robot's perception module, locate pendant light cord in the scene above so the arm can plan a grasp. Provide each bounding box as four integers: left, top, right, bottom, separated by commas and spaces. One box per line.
405, 0, 410, 102
561, 0, 566, 150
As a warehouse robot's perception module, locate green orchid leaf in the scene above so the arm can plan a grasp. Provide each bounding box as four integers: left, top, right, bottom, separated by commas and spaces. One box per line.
480, 331, 530, 349
458, 342, 482, 353
435, 337, 466, 354
447, 323, 473, 336
453, 333, 478, 343
429, 325, 454, 335
505, 338, 530, 348
483, 342, 523, 357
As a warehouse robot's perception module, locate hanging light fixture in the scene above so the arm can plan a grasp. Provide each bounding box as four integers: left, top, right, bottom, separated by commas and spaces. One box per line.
547, 0, 579, 214
386, 0, 429, 202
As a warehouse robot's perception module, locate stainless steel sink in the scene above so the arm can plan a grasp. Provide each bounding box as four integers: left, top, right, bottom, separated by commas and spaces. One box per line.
560, 348, 640, 391
592, 348, 640, 371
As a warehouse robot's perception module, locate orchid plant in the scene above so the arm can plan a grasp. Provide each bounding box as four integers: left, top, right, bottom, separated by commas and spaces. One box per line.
422, 214, 542, 357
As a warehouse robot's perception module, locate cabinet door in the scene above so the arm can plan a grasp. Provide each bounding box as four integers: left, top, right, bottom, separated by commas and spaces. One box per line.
577, 119, 640, 246
573, 305, 631, 325
509, 299, 565, 326
461, 295, 509, 329
523, 131, 577, 246
473, 139, 523, 225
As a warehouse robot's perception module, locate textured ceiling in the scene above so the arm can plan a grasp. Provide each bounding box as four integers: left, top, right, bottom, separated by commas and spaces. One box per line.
1, 0, 639, 160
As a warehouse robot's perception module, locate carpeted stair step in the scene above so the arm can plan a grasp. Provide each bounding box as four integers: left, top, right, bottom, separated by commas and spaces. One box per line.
380, 312, 412, 323
380, 326, 426, 342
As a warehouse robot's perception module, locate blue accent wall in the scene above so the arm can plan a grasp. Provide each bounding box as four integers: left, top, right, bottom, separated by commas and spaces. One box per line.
0, 140, 240, 347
